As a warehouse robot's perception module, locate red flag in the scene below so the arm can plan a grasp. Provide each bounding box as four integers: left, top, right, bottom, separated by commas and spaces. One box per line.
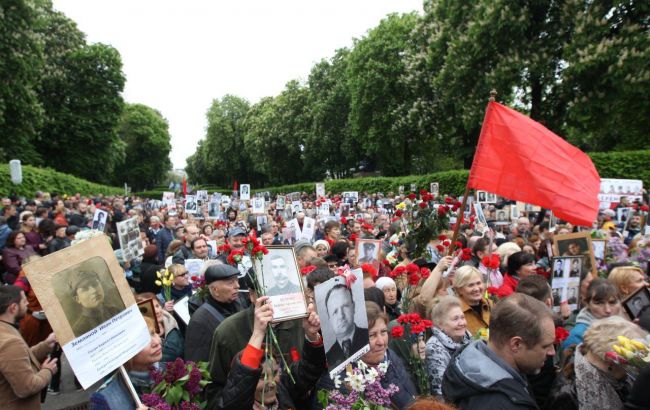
468, 102, 600, 226
182, 176, 187, 196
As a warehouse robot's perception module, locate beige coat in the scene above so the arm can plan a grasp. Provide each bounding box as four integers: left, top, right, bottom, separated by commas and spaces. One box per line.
0, 321, 53, 410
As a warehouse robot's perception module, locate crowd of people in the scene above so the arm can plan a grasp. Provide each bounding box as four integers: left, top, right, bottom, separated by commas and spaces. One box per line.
0, 188, 649, 409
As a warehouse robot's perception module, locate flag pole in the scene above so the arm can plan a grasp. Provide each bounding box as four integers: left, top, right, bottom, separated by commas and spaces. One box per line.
447, 90, 497, 256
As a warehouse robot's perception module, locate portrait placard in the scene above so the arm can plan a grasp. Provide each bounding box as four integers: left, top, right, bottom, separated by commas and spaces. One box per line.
184, 259, 204, 278
196, 190, 208, 202
137, 298, 160, 335
617, 207, 633, 224
184, 195, 198, 214
253, 246, 308, 322
591, 239, 606, 261
318, 202, 330, 216
117, 217, 144, 262
315, 270, 370, 378
553, 232, 597, 277
173, 295, 191, 326
550, 256, 583, 313
342, 191, 358, 204
516, 201, 541, 213
473, 203, 488, 229
355, 239, 381, 271
495, 207, 510, 224
240, 184, 251, 201
398, 185, 404, 195
410, 183, 417, 192
598, 178, 643, 208
252, 196, 265, 214
316, 182, 325, 197
622, 286, 650, 320
430, 182, 439, 198
162, 192, 175, 208
276, 196, 286, 210
291, 200, 303, 214
23, 235, 149, 389
91, 209, 109, 232
208, 202, 220, 219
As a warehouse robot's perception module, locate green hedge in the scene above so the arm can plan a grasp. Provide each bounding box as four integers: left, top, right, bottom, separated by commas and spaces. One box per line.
0, 164, 123, 197
139, 150, 650, 199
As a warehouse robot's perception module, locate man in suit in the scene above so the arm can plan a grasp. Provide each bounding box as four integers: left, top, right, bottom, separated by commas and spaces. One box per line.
266, 254, 301, 296
324, 284, 368, 370
357, 242, 378, 265
0, 286, 58, 409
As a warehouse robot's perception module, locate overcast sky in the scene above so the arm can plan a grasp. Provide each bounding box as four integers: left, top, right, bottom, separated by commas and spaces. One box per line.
52, 1, 423, 169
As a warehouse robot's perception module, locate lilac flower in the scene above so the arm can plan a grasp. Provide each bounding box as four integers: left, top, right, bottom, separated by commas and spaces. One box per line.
186, 365, 202, 397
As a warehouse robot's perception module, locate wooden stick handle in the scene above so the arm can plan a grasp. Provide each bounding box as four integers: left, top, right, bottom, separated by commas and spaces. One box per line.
119, 365, 143, 407
447, 185, 472, 255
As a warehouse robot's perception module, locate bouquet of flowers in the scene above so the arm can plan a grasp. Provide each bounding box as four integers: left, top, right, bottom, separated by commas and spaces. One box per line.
401, 191, 453, 260
71, 229, 107, 245
474, 328, 489, 341
317, 361, 399, 410
390, 313, 432, 394
142, 358, 211, 410
389, 263, 430, 313
155, 268, 174, 302
605, 335, 650, 380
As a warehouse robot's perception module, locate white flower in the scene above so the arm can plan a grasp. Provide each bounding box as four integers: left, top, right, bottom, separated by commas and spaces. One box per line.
333, 375, 342, 389
377, 361, 389, 374
344, 372, 366, 393
71, 229, 105, 245
356, 360, 368, 372
364, 367, 379, 384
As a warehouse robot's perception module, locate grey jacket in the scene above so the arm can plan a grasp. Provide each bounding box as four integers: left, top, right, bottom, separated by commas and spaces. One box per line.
425, 327, 471, 396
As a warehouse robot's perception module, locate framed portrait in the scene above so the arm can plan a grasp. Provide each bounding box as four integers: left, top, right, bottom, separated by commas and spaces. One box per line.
281, 227, 296, 245
474, 203, 487, 227
340, 203, 350, 217
510, 204, 520, 220
398, 185, 404, 195
316, 182, 325, 197
23, 235, 149, 389
252, 197, 265, 214
315, 270, 370, 378
240, 184, 251, 201
495, 207, 510, 224
256, 215, 268, 231
117, 217, 144, 261
622, 286, 650, 320
410, 183, 417, 192
430, 182, 439, 197
553, 232, 597, 277
617, 207, 632, 224
550, 256, 583, 313
476, 190, 487, 203
208, 202, 220, 218
137, 298, 160, 334
355, 239, 381, 271
591, 239, 606, 261
253, 246, 308, 322
92, 209, 109, 232
291, 200, 303, 214
276, 195, 286, 210
185, 195, 198, 214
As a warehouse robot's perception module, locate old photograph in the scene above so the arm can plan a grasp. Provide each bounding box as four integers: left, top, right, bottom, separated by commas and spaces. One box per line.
553, 232, 597, 276
356, 239, 381, 271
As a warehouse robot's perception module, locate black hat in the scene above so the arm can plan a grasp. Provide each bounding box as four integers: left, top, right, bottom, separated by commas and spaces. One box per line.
204, 264, 240, 285
227, 227, 247, 238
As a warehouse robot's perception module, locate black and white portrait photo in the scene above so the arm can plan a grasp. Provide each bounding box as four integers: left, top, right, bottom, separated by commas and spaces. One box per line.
91, 209, 108, 232
430, 182, 439, 197
356, 239, 381, 270
315, 271, 369, 377
117, 217, 144, 261
208, 202, 220, 218
185, 195, 198, 214
240, 184, 251, 201
254, 247, 307, 322
623, 287, 650, 319
252, 197, 265, 214
52, 257, 125, 337
477, 191, 487, 203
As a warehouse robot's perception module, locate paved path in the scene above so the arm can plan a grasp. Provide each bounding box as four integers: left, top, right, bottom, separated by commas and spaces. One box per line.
42, 355, 99, 410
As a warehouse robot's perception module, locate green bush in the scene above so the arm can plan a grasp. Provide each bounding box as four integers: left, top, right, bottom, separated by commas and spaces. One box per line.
589, 150, 650, 187
0, 164, 123, 197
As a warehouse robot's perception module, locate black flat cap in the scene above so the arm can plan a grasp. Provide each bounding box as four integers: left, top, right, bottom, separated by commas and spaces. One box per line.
205, 264, 240, 285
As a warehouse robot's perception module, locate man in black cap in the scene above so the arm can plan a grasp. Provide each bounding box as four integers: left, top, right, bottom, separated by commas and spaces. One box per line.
184, 264, 244, 362
218, 226, 252, 308
67, 270, 124, 336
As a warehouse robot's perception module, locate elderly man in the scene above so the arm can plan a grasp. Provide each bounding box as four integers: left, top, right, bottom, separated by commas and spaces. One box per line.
324, 284, 369, 370
185, 264, 243, 362
68, 271, 123, 336
172, 223, 201, 265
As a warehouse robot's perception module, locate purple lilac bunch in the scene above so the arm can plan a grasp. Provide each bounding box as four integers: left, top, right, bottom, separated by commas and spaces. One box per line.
141, 358, 211, 410
318, 360, 399, 410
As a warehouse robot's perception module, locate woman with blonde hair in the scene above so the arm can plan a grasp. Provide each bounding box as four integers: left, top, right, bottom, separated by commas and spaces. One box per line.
451, 266, 491, 335
608, 265, 647, 299
574, 316, 647, 409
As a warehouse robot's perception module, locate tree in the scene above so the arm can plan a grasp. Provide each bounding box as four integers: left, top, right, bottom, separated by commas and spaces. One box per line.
304, 48, 358, 179
347, 12, 419, 176
115, 104, 172, 190
36, 43, 126, 183
562, 0, 650, 151
0, 0, 44, 164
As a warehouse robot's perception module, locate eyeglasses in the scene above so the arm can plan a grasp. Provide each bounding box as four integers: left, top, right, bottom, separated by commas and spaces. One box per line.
176, 272, 188, 277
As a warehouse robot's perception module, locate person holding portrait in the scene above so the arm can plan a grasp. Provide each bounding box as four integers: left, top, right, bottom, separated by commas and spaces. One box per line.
324, 284, 369, 370
266, 254, 301, 296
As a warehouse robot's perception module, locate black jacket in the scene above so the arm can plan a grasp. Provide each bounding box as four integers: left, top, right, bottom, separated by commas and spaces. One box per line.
184, 296, 242, 362
212, 340, 326, 410
443, 340, 539, 410
139, 259, 162, 294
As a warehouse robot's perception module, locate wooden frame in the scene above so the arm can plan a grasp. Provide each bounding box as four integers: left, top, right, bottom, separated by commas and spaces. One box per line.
622, 286, 650, 320
553, 231, 597, 277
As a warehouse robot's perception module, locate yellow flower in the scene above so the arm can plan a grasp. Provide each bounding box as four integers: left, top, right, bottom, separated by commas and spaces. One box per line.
396, 202, 406, 210
629, 339, 647, 351
155, 280, 162, 286
156, 271, 162, 279
163, 279, 172, 287
617, 335, 631, 346
619, 347, 634, 360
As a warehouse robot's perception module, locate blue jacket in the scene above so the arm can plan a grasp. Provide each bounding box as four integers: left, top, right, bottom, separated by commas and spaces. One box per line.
0, 223, 10, 251
155, 227, 174, 263
562, 308, 596, 351
90, 368, 155, 410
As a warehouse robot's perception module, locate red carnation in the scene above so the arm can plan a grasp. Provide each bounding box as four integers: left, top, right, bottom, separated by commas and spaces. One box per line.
382, 259, 391, 266
641, 205, 649, 212
443, 239, 451, 247
422, 319, 433, 328
411, 323, 426, 334
454, 241, 463, 249
438, 234, 447, 241
436, 244, 445, 252
406, 263, 419, 274
391, 326, 405, 338
349, 233, 358, 243
395, 210, 403, 217
361, 263, 379, 281
408, 272, 421, 286
290, 347, 300, 363
362, 223, 374, 231
419, 189, 428, 195
394, 266, 406, 275
408, 193, 417, 200
460, 248, 472, 261
191, 275, 198, 282
452, 202, 461, 211
438, 206, 447, 216
397, 314, 409, 324
340, 217, 347, 225
444, 197, 453, 204
487, 286, 499, 295
420, 267, 430, 279
555, 327, 569, 344
418, 202, 427, 209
